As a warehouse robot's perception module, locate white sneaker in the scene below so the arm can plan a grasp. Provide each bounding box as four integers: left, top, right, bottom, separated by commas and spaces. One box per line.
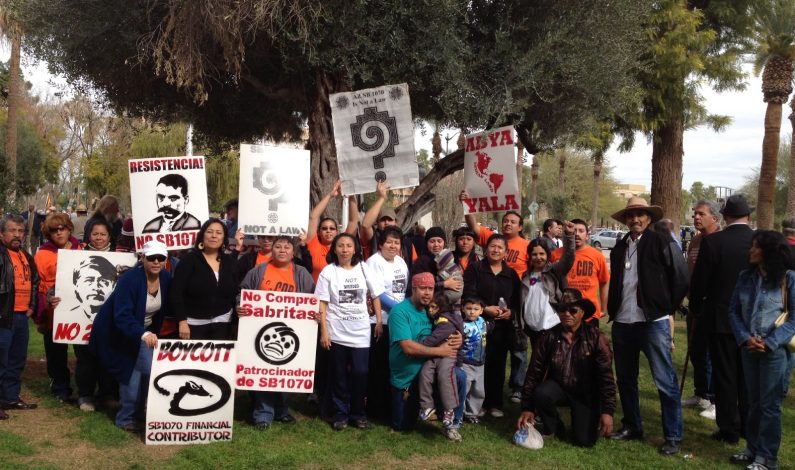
682, 395, 710, 409
699, 404, 716, 420
509, 391, 522, 403
489, 409, 504, 418
79, 401, 95, 412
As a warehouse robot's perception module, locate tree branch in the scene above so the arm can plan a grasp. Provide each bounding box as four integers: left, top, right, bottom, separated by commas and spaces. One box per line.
241, 74, 301, 101
396, 149, 464, 231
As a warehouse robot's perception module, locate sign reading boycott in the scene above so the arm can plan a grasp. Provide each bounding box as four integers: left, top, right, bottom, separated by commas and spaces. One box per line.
331, 83, 419, 195
462, 125, 521, 214
145, 340, 236, 445
128, 156, 209, 251
238, 144, 309, 237
236, 289, 318, 393
52, 250, 137, 345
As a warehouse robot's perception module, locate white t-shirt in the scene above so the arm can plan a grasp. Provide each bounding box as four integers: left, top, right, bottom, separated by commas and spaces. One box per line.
365, 252, 409, 325
315, 262, 386, 348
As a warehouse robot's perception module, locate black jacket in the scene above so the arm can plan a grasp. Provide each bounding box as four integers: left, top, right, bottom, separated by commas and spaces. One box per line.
169, 249, 240, 322
689, 223, 754, 334
607, 228, 688, 322
0, 245, 40, 328
462, 258, 521, 319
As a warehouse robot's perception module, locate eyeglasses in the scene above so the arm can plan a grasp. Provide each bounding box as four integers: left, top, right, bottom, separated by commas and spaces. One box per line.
53, 226, 69, 233
146, 255, 167, 263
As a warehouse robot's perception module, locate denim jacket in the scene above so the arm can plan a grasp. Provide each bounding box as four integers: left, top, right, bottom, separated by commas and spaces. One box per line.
728, 269, 795, 351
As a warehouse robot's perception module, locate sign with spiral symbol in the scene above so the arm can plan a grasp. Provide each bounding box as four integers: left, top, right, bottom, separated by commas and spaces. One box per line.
331, 83, 419, 195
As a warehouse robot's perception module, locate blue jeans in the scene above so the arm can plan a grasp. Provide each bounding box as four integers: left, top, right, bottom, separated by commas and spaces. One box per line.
327, 343, 369, 422
252, 392, 289, 425
740, 347, 794, 468
391, 367, 466, 431
612, 320, 683, 441
0, 313, 30, 403
509, 347, 528, 391
116, 341, 153, 427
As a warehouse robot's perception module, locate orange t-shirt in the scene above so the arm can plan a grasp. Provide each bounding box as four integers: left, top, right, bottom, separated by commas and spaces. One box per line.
550, 245, 610, 319
458, 255, 471, 273
9, 250, 32, 312
307, 236, 330, 283
256, 252, 272, 266
478, 226, 529, 278
260, 263, 297, 292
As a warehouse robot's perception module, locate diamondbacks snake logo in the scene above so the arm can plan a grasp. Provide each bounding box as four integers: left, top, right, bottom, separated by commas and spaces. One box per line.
255, 322, 300, 365
153, 369, 232, 417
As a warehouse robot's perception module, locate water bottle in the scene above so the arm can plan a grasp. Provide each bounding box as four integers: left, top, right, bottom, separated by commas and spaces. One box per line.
498, 297, 507, 310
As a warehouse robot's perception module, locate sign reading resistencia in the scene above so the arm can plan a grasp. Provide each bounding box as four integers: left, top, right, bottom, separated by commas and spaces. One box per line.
236, 290, 319, 393
462, 125, 521, 214
145, 340, 236, 445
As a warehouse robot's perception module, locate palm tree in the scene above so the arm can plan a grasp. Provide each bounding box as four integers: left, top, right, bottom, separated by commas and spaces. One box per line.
752, 0, 795, 229
786, 95, 795, 218
0, 6, 22, 203
590, 155, 603, 230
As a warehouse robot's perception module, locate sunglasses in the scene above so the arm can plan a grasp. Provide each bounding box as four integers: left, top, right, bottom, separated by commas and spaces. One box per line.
146, 255, 167, 263
559, 307, 582, 315
53, 226, 69, 232
320, 226, 337, 231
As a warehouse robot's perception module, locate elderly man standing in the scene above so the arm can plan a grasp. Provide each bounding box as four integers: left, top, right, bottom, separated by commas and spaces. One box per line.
690, 194, 754, 445
682, 200, 721, 419
607, 197, 688, 456
0, 216, 40, 417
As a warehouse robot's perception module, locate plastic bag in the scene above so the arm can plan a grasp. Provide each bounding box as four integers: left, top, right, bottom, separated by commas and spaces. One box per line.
513, 424, 544, 449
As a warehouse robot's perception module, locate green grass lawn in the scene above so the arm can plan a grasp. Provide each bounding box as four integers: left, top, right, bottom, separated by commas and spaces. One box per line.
5, 318, 795, 470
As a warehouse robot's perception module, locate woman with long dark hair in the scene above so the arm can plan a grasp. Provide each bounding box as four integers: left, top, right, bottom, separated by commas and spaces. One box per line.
727, 230, 795, 470
315, 233, 384, 431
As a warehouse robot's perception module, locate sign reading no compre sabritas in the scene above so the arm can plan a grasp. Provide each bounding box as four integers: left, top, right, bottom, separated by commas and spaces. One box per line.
236, 289, 318, 393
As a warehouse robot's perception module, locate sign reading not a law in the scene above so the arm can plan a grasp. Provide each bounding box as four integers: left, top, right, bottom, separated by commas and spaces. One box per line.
145, 340, 237, 445
236, 289, 318, 393
237, 144, 309, 237
52, 250, 137, 345
129, 156, 209, 251
331, 83, 419, 195
462, 126, 521, 214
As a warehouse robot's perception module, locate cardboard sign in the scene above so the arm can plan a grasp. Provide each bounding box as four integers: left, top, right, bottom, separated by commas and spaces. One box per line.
237, 144, 310, 237
52, 250, 137, 345
236, 290, 318, 393
129, 156, 209, 251
145, 340, 237, 445
462, 126, 521, 214
331, 83, 419, 195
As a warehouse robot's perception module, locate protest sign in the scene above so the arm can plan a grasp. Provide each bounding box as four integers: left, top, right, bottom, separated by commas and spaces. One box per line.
237, 144, 309, 237
145, 340, 237, 445
461, 126, 521, 214
129, 156, 209, 251
331, 83, 418, 195
52, 250, 137, 345
236, 289, 318, 393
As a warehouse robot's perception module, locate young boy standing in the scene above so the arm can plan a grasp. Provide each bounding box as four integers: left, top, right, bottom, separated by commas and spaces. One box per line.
460, 297, 488, 423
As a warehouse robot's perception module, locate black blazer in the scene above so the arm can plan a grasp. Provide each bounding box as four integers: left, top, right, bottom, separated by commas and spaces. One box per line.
169, 249, 240, 322
462, 259, 521, 318
689, 223, 754, 334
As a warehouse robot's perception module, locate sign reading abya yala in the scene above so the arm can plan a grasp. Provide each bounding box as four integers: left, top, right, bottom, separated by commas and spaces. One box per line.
462, 126, 521, 214
331, 83, 418, 195
52, 250, 137, 345
129, 156, 209, 251
238, 144, 309, 237
236, 289, 318, 393
145, 340, 236, 445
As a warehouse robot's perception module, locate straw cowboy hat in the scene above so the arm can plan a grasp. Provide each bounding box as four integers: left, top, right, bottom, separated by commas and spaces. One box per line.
611, 196, 663, 224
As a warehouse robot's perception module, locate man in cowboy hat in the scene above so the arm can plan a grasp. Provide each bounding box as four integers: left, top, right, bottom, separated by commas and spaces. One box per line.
606, 197, 688, 456
690, 193, 754, 444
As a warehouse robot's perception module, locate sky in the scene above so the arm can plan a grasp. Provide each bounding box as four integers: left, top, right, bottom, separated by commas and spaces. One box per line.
4, 45, 788, 194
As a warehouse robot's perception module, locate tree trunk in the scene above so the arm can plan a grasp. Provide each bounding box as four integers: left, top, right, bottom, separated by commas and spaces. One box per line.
308, 68, 347, 222
396, 149, 463, 231
516, 140, 524, 211
530, 157, 539, 203
557, 149, 566, 193
785, 96, 795, 219
757, 102, 783, 229
650, 118, 684, 232
5, 27, 22, 203
591, 156, 602, 230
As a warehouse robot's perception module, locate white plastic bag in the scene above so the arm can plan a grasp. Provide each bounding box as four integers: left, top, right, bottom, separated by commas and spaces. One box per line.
513, 424, 544, 449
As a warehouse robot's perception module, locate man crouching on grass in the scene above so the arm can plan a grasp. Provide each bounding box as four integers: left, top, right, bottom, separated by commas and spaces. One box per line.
388, 272, 466, 441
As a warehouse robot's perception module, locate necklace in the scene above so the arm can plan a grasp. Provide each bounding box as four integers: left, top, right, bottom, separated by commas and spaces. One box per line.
625, 241, 638, 271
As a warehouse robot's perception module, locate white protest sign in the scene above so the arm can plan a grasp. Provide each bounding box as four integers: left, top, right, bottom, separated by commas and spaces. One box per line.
52, 250, 137, 345
331, 83, 418, 195
236, 289, 318, 393
462, 126, 521, 214
128, 156, 209, 251
238, 144, 309, 237
145, 340, 236, 445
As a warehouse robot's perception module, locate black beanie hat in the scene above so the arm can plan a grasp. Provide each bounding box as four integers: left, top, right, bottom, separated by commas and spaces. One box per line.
425, 226, 447, 243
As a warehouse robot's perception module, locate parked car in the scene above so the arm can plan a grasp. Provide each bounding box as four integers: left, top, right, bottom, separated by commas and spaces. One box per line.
590, 230, 625, 249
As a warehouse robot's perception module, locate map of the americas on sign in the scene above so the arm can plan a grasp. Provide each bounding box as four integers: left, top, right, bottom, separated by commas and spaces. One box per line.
473, 150, 504, 194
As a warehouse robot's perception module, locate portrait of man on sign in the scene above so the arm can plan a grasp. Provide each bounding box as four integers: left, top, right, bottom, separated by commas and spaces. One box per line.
142, 173, 202, 233
70, 256, 118, 320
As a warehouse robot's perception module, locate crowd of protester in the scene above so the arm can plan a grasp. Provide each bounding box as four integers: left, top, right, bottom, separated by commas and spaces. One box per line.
0, 186, 793, 470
